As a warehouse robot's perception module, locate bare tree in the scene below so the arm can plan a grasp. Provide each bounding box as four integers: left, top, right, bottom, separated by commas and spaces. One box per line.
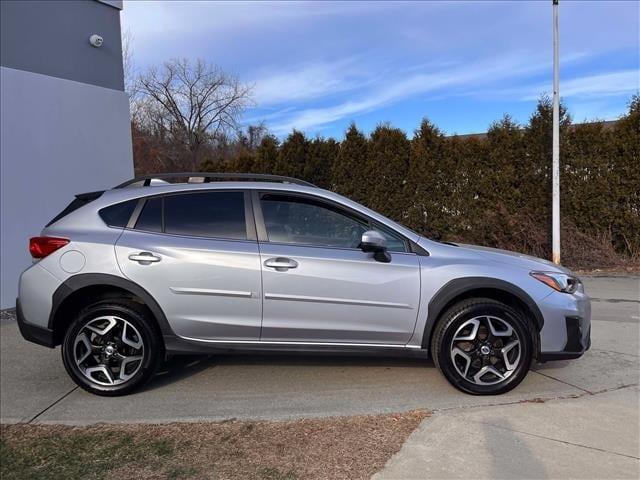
137, 58, 253, 171
245, 122, 269, 151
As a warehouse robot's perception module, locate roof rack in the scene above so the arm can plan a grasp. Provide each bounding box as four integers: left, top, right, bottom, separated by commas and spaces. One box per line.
114, 172, 316, 189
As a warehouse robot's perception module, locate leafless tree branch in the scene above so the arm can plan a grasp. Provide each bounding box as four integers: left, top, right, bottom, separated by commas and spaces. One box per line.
136, 58, 253, 171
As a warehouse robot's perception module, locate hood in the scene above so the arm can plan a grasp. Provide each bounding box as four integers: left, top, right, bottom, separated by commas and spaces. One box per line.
419, 239, 573, 274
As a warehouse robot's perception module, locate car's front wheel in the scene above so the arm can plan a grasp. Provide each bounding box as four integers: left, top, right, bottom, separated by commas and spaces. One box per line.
431, 298, 533, 395
61, 298, 162, 396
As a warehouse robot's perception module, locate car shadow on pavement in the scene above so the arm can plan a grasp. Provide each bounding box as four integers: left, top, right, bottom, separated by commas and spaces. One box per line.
141, 354, 218, 392
532, 359, 573, 371
215, 353, 431, 368
140, 353, 433, 393
484, 418, 548, 478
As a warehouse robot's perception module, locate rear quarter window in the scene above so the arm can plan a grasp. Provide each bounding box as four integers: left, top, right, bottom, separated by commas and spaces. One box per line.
99, 200, 138, 228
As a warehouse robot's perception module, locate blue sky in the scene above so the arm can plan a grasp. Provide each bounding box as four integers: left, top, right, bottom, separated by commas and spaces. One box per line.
122, 1, 639, 138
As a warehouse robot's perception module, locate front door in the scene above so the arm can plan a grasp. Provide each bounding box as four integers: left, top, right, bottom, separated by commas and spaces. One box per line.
255, 192, 421, 345
115, 190, 262, 341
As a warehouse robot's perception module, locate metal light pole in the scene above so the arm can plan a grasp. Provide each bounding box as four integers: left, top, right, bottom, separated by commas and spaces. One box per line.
552, 0, 561, 264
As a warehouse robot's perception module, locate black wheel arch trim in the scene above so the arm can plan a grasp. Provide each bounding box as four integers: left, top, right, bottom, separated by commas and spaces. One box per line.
48, 273, 175, 339
421, 277, 545, 350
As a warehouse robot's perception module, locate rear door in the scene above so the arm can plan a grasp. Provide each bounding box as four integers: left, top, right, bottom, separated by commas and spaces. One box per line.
115, 190, 262, 341
255, 191, 421, 345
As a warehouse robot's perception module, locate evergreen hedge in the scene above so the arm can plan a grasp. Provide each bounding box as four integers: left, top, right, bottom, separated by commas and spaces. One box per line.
164, 95, 639, 269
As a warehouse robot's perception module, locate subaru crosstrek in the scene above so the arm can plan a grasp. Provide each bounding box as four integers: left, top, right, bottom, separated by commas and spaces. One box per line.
17, 173, 591, 396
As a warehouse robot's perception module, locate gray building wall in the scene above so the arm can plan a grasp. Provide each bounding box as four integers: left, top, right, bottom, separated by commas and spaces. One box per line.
0, 0, 133, 308
1, 0, 124, 90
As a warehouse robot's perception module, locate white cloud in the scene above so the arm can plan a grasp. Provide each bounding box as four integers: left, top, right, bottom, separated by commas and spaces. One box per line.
266, 53, 556, 134
250, 58, 367, 106
123, 1, 395, 37
509, 69, 639, 101
547, 70, 638, 99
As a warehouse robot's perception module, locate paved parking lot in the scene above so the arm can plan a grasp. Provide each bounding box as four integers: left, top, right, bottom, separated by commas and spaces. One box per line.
1, 276, 638, 427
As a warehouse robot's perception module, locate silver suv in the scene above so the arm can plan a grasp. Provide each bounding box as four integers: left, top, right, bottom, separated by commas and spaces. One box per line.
17, 173, 591, 396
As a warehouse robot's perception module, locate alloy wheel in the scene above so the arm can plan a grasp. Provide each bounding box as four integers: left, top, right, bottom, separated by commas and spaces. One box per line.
449, 315, 521, 385
73, 315, 145, 386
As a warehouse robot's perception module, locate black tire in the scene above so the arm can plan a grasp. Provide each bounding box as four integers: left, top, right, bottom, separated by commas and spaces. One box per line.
61, 298, 163, 396
431, 298, 533, 395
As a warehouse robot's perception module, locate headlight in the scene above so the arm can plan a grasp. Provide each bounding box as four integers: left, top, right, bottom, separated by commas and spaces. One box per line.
530, 271, 581, 294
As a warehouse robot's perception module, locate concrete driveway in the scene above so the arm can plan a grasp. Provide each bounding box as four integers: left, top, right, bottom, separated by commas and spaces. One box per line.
374, 276, 639, 480
1, 276, 638, 426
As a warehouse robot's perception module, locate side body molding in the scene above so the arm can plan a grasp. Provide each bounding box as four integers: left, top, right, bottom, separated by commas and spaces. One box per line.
421, 276, 545, 349
49, 273, 175, 336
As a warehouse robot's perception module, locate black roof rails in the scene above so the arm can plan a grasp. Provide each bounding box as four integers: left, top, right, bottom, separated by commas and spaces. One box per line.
114, 172, 316, 189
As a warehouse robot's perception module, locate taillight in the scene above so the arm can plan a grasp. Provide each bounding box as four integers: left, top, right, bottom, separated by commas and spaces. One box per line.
29, 237, 69, 259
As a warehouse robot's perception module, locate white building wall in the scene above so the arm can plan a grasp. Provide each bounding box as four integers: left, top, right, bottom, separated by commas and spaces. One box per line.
0, 66, 133, 308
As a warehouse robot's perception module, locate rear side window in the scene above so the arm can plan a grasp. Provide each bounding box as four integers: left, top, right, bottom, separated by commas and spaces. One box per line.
99, 200, 137, 228
164, 192, 246, 239
134, 192, 247, 240
135, 197, 162, 233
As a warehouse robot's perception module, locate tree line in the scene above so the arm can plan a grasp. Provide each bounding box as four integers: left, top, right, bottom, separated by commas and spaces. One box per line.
130, 59, 639, 269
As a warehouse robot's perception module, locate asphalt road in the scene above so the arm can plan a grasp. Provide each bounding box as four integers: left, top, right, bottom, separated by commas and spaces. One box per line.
1, 276, 638, 426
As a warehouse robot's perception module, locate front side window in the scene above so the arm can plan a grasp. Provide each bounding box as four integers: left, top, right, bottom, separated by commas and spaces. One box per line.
374, 224, 408, 253
134, 192, 247, 240
261, 194, 368, 249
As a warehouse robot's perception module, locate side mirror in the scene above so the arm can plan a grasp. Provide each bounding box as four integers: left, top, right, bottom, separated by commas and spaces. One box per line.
360, 230, 391, 263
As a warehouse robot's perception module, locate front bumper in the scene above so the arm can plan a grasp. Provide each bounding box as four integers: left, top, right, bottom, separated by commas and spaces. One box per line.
16, 298, 56, 348
539, 316, 591, 361
537, 286, 591, 362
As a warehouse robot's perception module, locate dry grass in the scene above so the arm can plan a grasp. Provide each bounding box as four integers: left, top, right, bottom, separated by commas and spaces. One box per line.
560, 224, 640, 271
1, 410, 429, 480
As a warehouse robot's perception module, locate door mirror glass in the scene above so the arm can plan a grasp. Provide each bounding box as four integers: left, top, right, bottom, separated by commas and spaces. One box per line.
360, 230, 391, 262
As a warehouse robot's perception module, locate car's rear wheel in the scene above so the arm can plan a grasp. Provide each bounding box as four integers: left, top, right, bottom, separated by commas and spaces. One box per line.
431, 298, 533, 395
61, 299, 162, 396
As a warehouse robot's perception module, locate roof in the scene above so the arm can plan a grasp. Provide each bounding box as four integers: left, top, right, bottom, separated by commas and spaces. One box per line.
114, 173, 315, 189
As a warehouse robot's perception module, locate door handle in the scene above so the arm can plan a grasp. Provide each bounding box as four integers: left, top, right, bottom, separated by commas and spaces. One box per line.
264, 257, 298, 271
128, 252, 161, 265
